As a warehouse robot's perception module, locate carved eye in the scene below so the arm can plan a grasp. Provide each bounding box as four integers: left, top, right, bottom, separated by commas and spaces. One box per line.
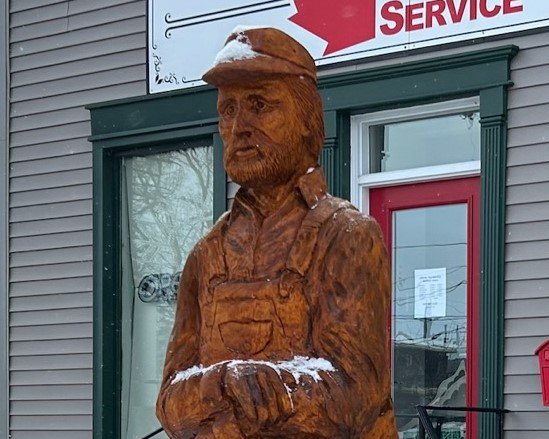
253, 99, 267, 112
224, 104, 236, 117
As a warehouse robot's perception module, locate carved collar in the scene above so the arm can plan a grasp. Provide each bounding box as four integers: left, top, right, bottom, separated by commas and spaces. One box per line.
230, 166, 329, 222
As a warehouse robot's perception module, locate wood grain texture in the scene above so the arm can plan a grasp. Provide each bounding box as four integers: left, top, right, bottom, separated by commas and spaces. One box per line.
157, 28, 396, 439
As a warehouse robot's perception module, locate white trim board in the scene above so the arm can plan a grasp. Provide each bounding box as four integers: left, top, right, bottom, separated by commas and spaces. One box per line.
351, 97, 481, 213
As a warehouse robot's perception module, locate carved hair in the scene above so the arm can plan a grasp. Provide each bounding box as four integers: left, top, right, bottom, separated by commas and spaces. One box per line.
285, 76, 325, 162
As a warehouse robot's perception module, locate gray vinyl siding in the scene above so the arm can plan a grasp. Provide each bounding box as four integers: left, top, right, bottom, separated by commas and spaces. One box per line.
504, 33, 549, 438
8, 0, 146, 437
1, 1, 9, 438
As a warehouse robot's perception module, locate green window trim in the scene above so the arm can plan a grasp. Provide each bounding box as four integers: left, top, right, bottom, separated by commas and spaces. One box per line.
89, 120, 226, 438
89, 44, 517, 438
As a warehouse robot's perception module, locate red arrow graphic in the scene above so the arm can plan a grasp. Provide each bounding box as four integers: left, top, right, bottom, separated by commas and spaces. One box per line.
289, 0, 377, 55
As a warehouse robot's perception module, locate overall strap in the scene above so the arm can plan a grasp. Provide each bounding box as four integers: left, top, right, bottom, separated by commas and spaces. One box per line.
202, 211, 230, 285
286, 196, 356, 276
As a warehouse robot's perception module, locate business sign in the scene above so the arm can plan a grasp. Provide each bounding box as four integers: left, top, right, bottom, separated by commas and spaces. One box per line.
148, 0, 548, 93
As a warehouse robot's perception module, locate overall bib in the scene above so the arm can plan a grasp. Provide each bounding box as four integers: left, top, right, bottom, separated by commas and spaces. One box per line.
198, 197, 351, 366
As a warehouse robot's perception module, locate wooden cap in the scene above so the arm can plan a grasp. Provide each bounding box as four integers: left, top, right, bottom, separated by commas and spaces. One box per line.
203, 27, 317, 86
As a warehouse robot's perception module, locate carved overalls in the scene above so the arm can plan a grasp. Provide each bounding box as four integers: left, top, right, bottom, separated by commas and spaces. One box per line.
198, 197, 353, 366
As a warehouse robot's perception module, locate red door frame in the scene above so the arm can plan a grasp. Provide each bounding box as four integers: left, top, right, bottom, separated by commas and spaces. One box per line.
370, 177, 480, 438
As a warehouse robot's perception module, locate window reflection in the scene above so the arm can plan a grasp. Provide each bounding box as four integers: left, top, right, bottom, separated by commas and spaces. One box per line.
120, 146, 213, 439
392, 204, 468, 438
366, 112, 480, 174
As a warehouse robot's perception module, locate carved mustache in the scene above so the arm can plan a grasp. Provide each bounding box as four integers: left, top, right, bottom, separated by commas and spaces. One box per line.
225, 132, 273, 159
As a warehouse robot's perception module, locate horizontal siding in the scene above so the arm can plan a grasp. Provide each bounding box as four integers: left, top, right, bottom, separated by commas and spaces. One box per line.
506, 202, 549, 224
10, 293, 92, 312
11, 170, 92, 192
504, 35, 549, 438
8, 0, 147, 436
10, 276, 92, 297
10, 139, 93, 162
11, 1, 143, 42
11, 354, 92, 371
505, 279, 549, 301
10, 432, 92, 439
11, 48, 144, 89
13, 17, 144, 61
11, 107, 90, 132
10, 415, 91, 430
11, 34, 144, 74
10, 338, 92, 356
11, 384, 91, 400
10, 153, 91, 176
10, 200, 92, 222
10, 309, 92, 327
11, 369, 92, 386
10, 246, 92, 267
506, 240, 549, 262
12, 65, 144, 102
11, 399, 92, 415
9, 215, 92, 237
10, 323, 92, 340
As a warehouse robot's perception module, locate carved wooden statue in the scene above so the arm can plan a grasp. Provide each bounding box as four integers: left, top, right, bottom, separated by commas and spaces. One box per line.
156, 27, 398, 439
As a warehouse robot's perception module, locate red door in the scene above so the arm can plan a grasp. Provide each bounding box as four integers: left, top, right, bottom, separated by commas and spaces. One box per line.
370, 177, 480, 439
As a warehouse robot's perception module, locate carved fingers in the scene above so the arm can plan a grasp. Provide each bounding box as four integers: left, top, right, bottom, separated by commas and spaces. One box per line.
224, 363, 293, 434
199, 365, 228, 412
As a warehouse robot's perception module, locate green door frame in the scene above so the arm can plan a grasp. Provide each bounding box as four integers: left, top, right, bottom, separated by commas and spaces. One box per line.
88, 107, 226, 438
88, 44, 517, 438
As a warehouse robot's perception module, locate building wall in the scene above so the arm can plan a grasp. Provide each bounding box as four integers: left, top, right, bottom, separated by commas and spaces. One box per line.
6, 0, 549, 437
1, 1, 10, 438
8, 1, 146, 437
504, 32, 549, 439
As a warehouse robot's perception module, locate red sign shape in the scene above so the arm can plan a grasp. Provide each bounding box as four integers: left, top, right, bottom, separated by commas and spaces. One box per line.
289, 0, 377, 55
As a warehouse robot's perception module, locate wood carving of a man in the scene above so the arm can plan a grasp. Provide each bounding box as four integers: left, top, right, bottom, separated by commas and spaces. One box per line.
156, 27, 398, 439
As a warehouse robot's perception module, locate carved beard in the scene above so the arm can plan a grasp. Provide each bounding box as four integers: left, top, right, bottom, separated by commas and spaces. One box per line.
223, 131, 303, 189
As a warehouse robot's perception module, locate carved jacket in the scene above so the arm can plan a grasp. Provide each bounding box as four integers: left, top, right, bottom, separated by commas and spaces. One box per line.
157, 167, 396, 438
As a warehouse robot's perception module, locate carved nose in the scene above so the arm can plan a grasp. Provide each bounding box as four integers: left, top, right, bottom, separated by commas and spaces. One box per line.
233, 109, 252, 138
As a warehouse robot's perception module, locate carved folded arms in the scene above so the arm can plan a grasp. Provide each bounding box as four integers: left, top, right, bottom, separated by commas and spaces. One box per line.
156, 210, 392, 438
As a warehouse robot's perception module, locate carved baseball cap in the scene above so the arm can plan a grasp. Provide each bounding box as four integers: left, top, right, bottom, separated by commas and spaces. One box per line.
202, 26, 317, 86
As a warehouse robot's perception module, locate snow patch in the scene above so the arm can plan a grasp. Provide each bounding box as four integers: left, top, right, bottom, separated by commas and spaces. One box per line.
171, 356, 335, 385
306, 167, 315, 174
213, 39, 258, 67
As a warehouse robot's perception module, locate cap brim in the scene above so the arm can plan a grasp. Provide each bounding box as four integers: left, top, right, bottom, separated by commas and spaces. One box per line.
202, 56, 316, 86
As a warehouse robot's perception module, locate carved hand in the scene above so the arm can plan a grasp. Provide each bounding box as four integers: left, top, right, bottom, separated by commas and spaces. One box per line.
224, 363, 294, 435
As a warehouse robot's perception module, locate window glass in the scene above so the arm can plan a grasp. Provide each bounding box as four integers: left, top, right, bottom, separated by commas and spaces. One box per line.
392, 204, 467, 438
120, 146, 213, 439
364, 112, 480, 174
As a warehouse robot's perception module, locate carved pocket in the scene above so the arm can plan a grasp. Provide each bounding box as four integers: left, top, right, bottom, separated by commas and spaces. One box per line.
218, 320, 273, 355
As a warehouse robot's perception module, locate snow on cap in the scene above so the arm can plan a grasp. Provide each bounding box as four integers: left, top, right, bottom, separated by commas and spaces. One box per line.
212, 36, 259, 67
203, 27, 317, 86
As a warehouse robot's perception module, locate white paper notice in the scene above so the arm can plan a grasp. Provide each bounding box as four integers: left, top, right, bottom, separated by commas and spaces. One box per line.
414, 268, 446, 319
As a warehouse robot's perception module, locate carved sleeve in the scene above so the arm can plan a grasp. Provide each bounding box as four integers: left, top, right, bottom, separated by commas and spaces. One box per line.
279, 210, 392, 438
155, 247, 212, 436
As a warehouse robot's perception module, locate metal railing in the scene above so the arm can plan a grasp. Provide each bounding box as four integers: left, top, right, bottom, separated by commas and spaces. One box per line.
416, 405, 510, 439
142, 406, 510, 439
141, 427, 164, 439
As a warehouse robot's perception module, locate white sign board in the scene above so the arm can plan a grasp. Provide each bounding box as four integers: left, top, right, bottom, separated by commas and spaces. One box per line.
149, 0, 549, 93
414, 267, 447, 319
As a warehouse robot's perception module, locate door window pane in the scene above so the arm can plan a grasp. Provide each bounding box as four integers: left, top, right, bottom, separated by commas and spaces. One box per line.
364, 112, 480, 174
120, 146, 213, 439
392, 204, 467, 438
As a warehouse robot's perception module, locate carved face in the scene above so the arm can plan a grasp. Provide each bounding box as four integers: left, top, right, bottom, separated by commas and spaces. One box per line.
218, 79, 311, 189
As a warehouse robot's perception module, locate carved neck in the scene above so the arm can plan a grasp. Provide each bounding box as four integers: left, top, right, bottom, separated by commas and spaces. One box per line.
246, 175, 301, 218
